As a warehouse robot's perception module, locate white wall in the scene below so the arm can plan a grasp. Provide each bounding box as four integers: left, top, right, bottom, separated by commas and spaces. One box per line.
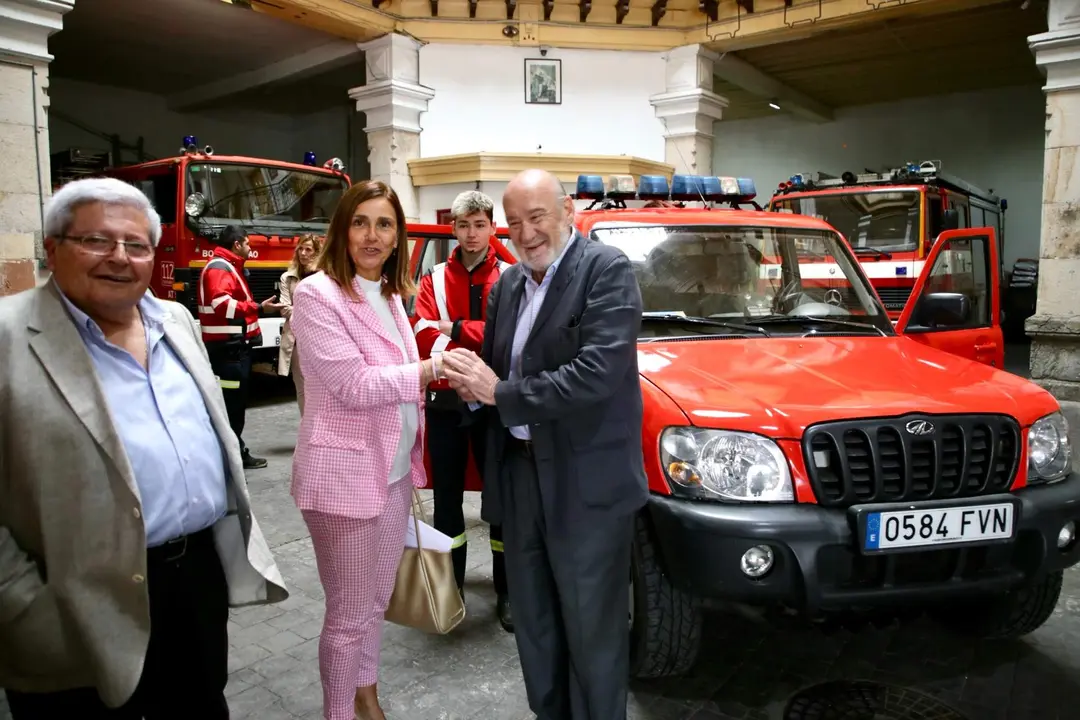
418, 44, 667, 160
48, 78, 365, 178
712, 84, 1046, 267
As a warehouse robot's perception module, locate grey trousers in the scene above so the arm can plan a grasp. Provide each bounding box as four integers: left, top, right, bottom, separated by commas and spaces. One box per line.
501, 444, 633, 720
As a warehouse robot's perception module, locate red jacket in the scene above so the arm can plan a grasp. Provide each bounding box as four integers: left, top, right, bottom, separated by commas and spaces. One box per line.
411, 244, 511, 392
197, 246, 262, 346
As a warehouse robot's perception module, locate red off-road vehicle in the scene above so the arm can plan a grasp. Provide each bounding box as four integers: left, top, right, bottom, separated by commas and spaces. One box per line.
410, 173, 1078, 678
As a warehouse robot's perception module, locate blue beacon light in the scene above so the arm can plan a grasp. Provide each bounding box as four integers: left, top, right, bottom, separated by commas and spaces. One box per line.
182, 135, 198, 151
303, 151, 317, 166
576, 175, 606, 200
637, 175, 670, 199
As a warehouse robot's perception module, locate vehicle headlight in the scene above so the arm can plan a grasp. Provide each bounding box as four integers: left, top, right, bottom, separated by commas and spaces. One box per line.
1028, 411, 1072, 484
660, 427, 794, 502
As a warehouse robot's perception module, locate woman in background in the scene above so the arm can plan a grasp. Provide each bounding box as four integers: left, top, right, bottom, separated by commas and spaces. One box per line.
277, 233, 321, 415
289, 180, 440, 720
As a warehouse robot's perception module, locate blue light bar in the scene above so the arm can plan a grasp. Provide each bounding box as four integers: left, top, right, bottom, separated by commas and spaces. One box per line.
576, 174, 605, 200
637, 175, 670, 199
671, 174, 706, 201
303, 151, 317, 166
701, 176, 723, 202
736, 177, 756, 199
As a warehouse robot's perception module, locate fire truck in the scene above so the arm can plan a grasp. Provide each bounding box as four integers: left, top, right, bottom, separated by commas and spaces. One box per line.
767, 161, 1007, 319
444, 171, 1077, 681
104, 136, 514, 371
101, 137, 352, 365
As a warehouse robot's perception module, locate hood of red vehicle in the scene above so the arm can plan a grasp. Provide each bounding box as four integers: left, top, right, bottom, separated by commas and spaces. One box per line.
637, 336, 1056, 439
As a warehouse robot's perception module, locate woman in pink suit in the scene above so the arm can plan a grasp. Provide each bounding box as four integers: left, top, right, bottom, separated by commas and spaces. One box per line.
289, 180, 442, 720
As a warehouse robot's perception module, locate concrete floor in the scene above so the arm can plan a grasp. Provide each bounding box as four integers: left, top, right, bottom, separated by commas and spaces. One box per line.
7, 342, 1080, 720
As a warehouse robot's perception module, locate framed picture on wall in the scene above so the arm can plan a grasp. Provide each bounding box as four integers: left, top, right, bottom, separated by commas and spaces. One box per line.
436, 208, 453, 225
524, 58, 561, 105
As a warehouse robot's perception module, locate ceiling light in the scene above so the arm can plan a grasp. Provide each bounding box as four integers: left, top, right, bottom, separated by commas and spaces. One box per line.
768, 102, 781, 110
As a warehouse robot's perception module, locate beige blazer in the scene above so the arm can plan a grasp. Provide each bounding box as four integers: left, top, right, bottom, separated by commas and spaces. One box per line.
0, 281, 288, 707
277, 268, 299, 376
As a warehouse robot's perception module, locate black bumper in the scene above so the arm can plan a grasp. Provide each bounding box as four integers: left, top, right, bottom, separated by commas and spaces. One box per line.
647, 476, 1080, 611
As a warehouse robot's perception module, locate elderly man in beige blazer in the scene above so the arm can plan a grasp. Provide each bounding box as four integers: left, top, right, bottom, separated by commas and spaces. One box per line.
0, 177, 288, 718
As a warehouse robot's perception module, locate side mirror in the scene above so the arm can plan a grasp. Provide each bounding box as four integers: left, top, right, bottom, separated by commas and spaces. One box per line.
942, 208, 960, 231
914, 292, 969, 328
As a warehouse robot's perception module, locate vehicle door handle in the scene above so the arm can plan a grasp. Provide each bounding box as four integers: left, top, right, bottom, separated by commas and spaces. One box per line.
975, 343, 997, 351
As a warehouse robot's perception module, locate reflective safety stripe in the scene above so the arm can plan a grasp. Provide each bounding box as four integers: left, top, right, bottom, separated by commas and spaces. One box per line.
414, 318, 440, 335
432, 334, 451, 352
490, 539, 504, 553
430, 262, 450, 321
450, 532, 467, 549
218, 378, 241, 390
201, 325, 243, 334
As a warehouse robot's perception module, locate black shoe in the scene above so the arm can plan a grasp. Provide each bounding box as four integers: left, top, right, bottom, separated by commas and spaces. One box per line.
496, 594, 514, 634
242, 451, 268, 469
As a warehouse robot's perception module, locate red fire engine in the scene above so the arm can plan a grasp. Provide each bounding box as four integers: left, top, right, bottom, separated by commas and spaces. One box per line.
767, 161, 1007, 319
102, 136, 514, 371
102, 137, 351, 362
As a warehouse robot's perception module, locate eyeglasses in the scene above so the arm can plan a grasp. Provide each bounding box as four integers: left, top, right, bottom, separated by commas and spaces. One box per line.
62, 235, 155, 260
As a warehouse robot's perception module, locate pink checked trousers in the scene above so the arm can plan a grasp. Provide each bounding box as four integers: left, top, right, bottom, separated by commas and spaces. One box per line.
303, 479, 412, 720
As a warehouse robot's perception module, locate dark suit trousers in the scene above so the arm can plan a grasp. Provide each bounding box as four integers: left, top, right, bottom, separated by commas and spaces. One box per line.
6, 527, 230, 720
502, 439, 634, 720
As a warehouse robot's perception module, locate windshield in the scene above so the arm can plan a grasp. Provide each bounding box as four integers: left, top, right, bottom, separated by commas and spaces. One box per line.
589, 223, 893, 337
773, 190, 920, 252
186, 163, 347, 232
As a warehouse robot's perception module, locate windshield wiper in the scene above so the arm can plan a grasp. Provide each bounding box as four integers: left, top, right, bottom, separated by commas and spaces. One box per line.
743, 314, 888, 337
641, 312, 771, 337
852, 247, 894, 259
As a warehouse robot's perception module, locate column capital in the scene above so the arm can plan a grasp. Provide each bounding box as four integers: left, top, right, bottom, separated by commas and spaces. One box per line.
0, 0, 74, 64
358, 32, 423, 85
1029, 0, 1080, 93
650, 88, 728, 138
349, 79, 435, 134
663, 43, 719, 95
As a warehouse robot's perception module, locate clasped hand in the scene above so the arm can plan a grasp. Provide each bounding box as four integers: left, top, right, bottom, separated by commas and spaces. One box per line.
440, 348, 499, 405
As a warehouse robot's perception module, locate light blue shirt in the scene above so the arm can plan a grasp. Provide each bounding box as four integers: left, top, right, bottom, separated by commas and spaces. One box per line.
58, 291, 229, 548
481, 233, 577, 440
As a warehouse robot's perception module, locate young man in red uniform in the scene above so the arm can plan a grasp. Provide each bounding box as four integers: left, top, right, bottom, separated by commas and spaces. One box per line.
198, 225, 281, 469
412, 191, 514, 632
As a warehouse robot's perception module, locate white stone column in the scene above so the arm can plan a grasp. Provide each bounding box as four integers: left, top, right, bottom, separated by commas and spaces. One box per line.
0, 0, 74, 296
349, 33, 434, 222
1027, 0, 1080, 460
649, 44, 728, 176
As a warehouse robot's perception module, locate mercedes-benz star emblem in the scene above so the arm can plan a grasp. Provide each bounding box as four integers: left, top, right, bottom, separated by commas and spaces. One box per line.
905, 420, 935, 435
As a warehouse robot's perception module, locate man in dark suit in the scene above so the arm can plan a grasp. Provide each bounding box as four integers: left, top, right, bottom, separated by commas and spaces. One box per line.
441, 168, 647, 719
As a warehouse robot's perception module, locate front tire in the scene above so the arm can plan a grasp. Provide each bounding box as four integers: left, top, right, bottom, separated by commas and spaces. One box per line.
629, 513, 702, 678
932, 570, 1063, 638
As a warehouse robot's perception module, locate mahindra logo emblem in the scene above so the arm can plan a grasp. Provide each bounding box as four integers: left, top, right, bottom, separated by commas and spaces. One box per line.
905, 420, 935, 436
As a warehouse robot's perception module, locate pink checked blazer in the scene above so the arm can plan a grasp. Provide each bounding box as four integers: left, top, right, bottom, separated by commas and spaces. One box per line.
289, 271, 427, 519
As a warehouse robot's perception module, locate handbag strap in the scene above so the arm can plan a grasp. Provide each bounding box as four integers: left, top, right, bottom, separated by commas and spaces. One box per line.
408, 488, 428, 550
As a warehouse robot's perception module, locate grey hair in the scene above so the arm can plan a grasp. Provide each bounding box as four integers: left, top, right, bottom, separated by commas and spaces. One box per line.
44, 177, 163, 247
450, 190, 495, 221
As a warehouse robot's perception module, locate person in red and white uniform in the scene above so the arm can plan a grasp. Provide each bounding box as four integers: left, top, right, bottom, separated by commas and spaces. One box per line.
197, 225, 281, 469
411, 191, 514, 632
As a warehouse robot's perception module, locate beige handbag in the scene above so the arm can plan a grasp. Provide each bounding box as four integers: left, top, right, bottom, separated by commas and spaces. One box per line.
385, 489, 466, 634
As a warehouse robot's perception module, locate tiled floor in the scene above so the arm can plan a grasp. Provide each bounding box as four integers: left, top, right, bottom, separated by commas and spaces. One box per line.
8, 349, 1080, 719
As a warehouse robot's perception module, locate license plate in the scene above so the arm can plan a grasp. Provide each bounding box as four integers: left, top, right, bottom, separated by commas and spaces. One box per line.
863, 502, 1016, 552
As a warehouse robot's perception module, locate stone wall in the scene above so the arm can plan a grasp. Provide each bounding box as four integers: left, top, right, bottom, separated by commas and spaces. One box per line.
0, 60, 50, 296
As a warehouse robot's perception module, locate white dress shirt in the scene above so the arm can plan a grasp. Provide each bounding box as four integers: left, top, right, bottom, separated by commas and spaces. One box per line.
357, 275, 419, 483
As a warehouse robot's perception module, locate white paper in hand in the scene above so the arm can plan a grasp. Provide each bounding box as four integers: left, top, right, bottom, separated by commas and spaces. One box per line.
405, 518, 454, 553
